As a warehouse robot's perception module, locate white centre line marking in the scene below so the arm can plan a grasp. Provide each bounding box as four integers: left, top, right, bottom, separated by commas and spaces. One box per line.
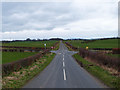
63, 69, 67, 80
63, 58, 64, 61
63, 62, 65, 67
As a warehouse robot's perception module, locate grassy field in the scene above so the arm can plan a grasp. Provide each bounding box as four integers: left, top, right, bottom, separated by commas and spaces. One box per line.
2, 52, 38, 64
73, 54, 120, 89
2, 41, 57, 48
66, 39, 119, 48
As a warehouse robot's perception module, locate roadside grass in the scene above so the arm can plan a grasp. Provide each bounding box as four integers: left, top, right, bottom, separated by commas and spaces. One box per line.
0, 51, 1, 64
106, 53, 120, 59
2, 41, 57, 48
63, 41, 73, 51
2, 52, 56, 88
73, 53, 120, 89
67, 39, 119, 48
2, 52, 38, 64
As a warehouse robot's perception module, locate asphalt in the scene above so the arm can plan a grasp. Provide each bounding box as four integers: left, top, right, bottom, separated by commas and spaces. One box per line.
23, 42, 106, 88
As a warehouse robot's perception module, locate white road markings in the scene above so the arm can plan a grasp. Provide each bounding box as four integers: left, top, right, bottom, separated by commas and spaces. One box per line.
63, 54, 64, 60
58, 53, 61, 54
63, 68, 66, 80
63, 61, 65, 67
62, 54, 66, 80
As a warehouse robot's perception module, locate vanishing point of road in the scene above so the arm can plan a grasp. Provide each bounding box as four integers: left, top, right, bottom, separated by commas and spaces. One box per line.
23, 42, 106, 88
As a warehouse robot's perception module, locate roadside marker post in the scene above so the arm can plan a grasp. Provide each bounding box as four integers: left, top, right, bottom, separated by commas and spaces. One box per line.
44, 44, 46, 49
78, 46, 79, 51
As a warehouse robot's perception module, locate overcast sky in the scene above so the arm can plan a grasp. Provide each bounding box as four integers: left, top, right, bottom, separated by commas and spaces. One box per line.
1, 0, 118, 40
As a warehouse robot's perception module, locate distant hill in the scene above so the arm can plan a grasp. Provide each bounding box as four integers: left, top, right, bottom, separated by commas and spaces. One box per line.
49, 38, 63, 40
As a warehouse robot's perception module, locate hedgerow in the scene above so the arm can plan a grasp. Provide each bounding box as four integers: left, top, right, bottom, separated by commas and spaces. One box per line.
65, 42, 120, 72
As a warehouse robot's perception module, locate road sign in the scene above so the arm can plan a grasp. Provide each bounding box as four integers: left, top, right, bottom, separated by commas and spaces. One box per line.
44, 44, 46, 46
86, 46, 88, 50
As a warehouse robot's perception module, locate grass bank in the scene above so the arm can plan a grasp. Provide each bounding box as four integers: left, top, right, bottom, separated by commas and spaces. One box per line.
73, 53, 120, 89
2, 52, 56, 88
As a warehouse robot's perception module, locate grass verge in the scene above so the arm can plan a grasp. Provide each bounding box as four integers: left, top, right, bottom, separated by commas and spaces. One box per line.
2, 52, 56, 88
63, 42, 74, 51
73, 53, 120, 89
52, 41, 60, 50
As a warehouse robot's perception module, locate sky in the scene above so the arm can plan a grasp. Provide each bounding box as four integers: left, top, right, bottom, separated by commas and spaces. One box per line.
1, 0, 118, 40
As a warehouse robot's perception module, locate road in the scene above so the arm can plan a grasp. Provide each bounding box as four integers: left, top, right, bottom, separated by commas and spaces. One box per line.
23, 42, 106, 88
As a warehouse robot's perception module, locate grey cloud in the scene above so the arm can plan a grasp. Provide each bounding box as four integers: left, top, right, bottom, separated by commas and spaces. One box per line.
2, 1, 117, 34
2, 2, 82, 32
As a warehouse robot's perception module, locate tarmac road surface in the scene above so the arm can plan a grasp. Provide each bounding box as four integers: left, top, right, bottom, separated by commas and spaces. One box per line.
23, 42, 106, 88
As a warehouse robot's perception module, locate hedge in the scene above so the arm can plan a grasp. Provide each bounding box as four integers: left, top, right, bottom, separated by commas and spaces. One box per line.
2, 41, 59, 76
112, 48, 120, 54
1, 49, 42, 52
79, 48, 120, 72
1, 46, 50, 50
2, 49, 50, 76
65, 42, 120, 72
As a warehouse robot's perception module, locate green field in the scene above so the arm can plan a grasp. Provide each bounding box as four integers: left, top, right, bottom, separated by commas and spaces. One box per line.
66, 39, 119, 48
2, 52, 38, 64
2, 41, 57, 48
